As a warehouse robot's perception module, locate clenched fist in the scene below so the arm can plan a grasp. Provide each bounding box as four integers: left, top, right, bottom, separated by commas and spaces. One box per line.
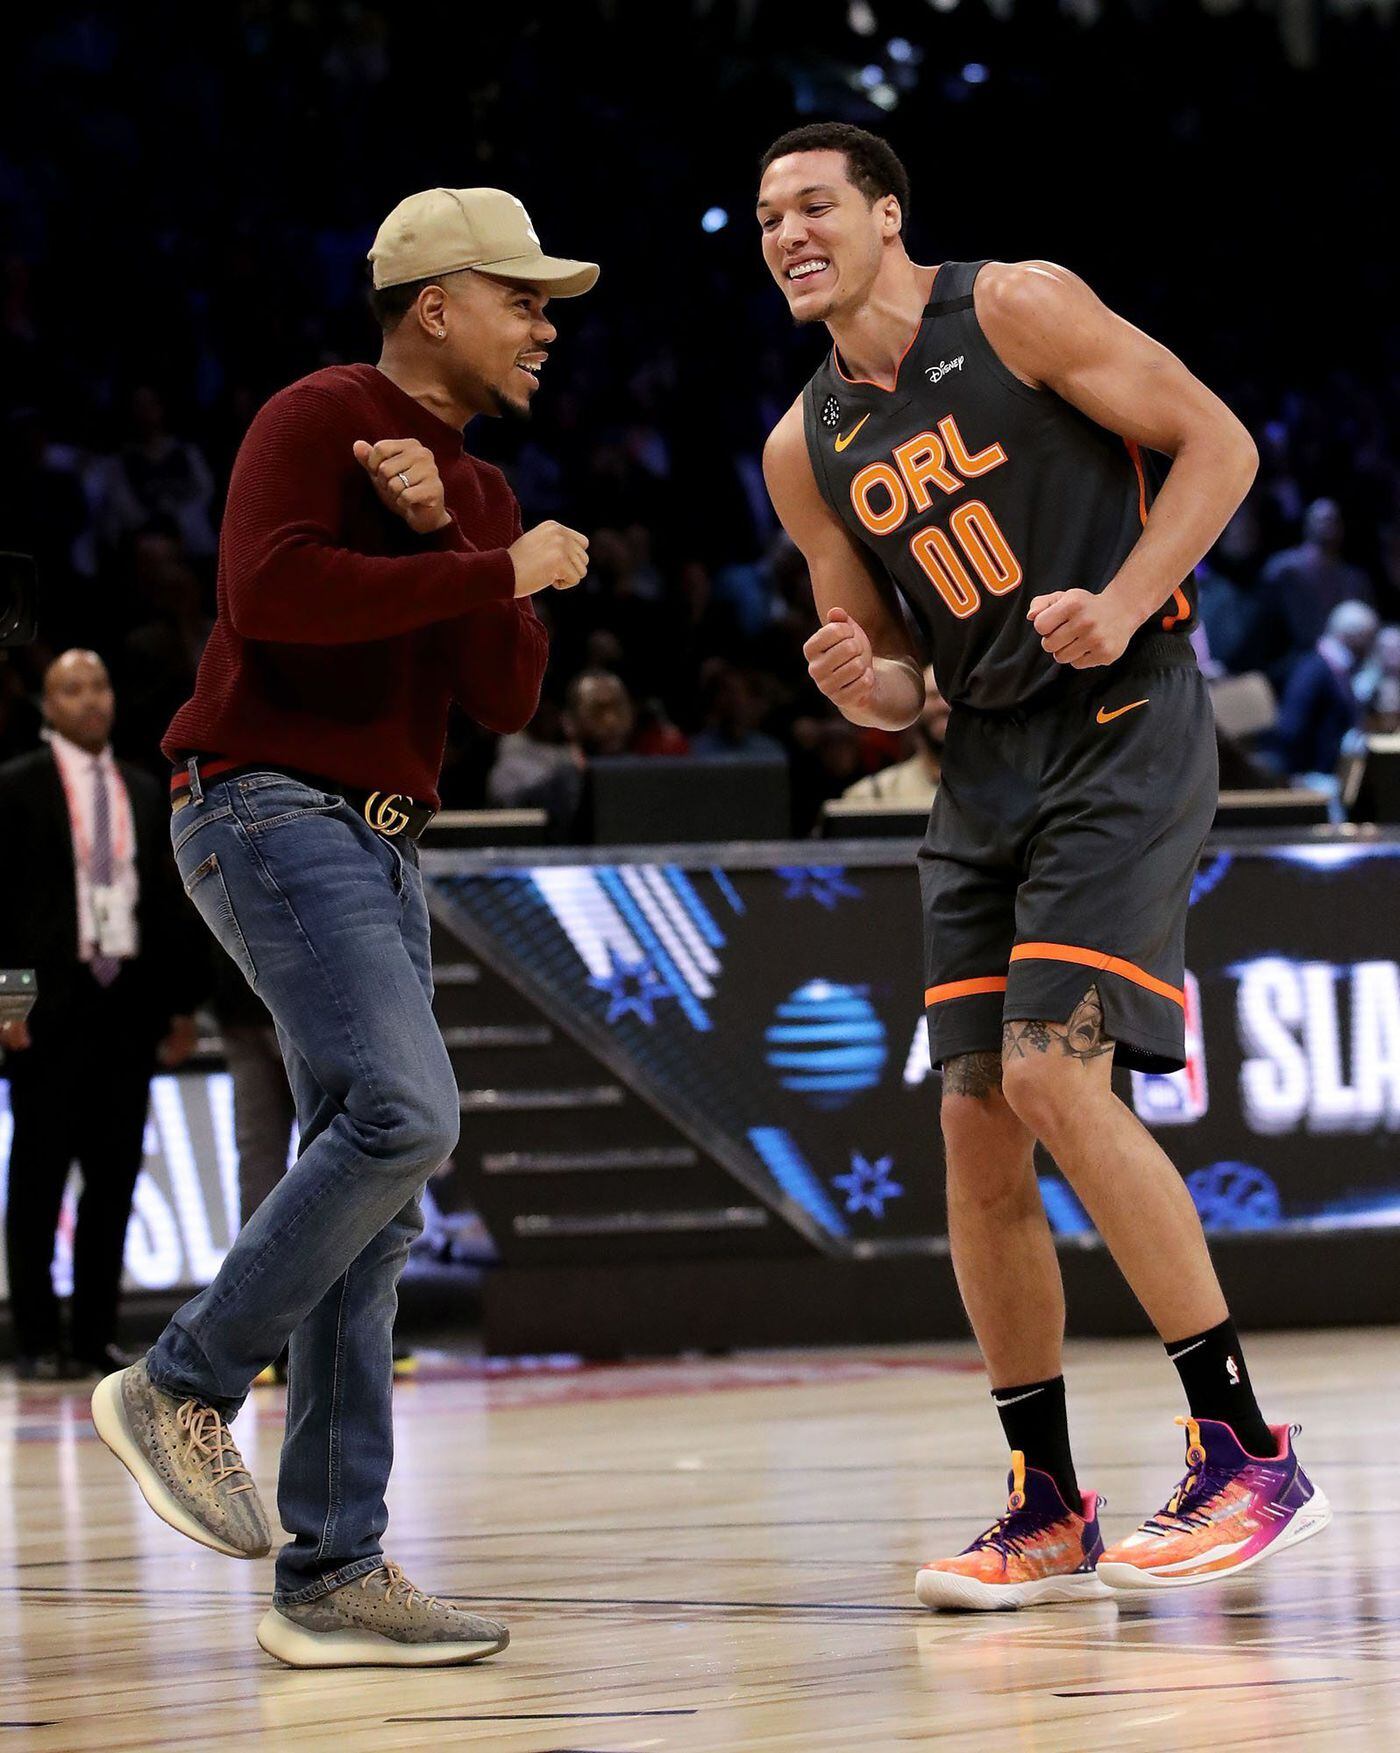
804, 606, 875, 712
508, 520, 590, 598
352, 438, 450, 536
1027, 588, 1136, 669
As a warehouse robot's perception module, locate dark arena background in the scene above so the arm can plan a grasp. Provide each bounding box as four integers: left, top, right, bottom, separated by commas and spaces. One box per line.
3, 3, 1400, 1748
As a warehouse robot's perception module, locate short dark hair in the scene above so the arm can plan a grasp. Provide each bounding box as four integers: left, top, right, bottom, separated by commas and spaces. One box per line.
368, 275, 435, 332
370, 266, 477, 332
759, 123, 910, 226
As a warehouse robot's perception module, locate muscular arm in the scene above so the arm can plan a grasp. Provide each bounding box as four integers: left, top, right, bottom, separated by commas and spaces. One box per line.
977, 261, 1258, 659
762, 399, 925, 731
223, 387, 515, 646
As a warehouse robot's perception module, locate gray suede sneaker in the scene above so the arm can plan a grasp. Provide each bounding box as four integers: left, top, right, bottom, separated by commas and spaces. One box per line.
256, 1561, 509, 1668
90, 1358, 271, 1559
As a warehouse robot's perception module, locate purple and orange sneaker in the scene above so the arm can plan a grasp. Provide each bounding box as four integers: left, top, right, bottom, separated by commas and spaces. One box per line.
915, 1451, 1111, 1611
1097, 1416, 1331, 1591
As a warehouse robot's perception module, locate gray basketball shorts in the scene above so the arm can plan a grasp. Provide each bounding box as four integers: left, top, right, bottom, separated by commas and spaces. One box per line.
918, 638, 1217, 1074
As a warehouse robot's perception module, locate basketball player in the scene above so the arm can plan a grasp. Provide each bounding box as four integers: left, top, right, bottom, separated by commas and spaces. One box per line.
90, 187, 596, 1664
757, 124, 1329, 1608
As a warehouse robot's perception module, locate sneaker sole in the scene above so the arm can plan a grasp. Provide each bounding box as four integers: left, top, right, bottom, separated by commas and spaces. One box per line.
1097, 1487, 1333, 1592
256, 1608, 508, 1668
915, 1566, 1111, 1612
90, 1370, 268, 1561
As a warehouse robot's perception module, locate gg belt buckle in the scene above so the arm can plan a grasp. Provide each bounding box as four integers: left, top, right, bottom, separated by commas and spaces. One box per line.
364, 790, 412, 837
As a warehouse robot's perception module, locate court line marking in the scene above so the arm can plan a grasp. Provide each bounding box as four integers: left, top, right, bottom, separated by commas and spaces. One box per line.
3, 1583, 927, 1614
1055, 1677, 1344, 1696
386, 1711, 699, 1723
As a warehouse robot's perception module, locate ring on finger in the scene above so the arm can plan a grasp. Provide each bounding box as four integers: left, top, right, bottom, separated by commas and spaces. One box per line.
397, 470, 412, 490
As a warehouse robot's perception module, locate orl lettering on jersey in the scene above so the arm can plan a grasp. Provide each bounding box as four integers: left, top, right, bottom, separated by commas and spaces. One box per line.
800, 259, 1196, 712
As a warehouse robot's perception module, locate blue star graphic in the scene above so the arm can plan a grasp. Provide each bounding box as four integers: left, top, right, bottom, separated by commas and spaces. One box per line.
589, 945, 672, 1025
776, 865, 862, 909
832, 1152, 904, 1219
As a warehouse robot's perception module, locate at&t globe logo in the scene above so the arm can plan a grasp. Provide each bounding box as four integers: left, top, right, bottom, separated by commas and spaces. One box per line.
765, 980, 887, 1109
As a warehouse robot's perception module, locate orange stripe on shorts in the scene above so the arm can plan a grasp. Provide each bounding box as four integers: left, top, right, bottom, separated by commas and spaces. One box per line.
924, 975, 1009, 1008
1009, 942, 1185, 1009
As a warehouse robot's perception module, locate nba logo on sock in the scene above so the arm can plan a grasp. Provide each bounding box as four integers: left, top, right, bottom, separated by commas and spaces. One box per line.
1226, 1355, 1241, 1386
1130, 971, 1208, 1125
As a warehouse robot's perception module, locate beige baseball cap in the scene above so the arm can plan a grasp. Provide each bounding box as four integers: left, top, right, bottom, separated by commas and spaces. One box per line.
369, 187, 599, 297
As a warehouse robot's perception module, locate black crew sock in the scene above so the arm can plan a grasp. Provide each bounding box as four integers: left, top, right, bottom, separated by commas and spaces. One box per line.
1164, 1318, 1275, 1456
991, 1375, 1080, 1512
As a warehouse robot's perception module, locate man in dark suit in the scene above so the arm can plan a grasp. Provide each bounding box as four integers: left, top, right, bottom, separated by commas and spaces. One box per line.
1268, 600, 1378, 782
0, 650, 206, 1379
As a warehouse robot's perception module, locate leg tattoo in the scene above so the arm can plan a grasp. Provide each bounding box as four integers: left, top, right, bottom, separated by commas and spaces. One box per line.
1002, 1018, 1056, 1059
942, 1050, 1003, 1099
1064, 985, 1114, 1065
1003, 985, 1115, 1067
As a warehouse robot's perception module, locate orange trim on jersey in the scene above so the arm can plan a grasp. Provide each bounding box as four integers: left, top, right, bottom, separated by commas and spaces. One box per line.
924, 975, 1009, 1007
1124, 440, 1150, 526
1009, 942, 1186, 1009
1124, 439, 1191, 631
831, 265, 942, 392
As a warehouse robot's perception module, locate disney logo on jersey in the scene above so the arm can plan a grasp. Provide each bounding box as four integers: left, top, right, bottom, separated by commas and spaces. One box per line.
925, 355, 964, 385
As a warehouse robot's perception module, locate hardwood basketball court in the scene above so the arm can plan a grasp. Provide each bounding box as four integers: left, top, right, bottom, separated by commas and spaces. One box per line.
6, 1328, 1396, 1750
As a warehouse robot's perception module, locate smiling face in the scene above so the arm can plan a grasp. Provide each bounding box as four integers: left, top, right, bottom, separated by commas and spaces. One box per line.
757, 148, 899, 325
387, 269, 557, 420
438, 271, 557, 418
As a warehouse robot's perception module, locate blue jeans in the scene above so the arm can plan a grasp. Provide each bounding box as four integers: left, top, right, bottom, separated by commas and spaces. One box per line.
150, 769, 459, 1603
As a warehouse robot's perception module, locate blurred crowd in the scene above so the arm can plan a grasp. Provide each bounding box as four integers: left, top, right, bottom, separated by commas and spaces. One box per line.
2, 2, 1398, 831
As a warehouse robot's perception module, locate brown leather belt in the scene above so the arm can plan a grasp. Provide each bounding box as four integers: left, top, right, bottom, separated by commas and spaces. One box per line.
170, 758, 435, 843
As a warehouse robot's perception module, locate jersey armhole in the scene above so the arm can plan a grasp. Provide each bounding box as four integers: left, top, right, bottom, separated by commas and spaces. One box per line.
965, 263, 1048, 406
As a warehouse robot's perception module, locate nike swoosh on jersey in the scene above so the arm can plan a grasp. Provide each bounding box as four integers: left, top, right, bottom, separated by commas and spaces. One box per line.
1096, 697, 1150, 725
834, 413, 871, 453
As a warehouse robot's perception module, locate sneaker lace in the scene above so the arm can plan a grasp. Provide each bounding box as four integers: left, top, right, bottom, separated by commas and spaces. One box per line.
971, 1509, 1038, 1559
1146, 1416, 1233, 1533
363, 1559, 439, 1611
967, 1451, 1045, 1560
175, 1401, 256, 1495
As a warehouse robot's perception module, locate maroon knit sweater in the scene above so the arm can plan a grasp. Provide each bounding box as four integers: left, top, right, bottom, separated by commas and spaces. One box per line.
163, 363, 547, 808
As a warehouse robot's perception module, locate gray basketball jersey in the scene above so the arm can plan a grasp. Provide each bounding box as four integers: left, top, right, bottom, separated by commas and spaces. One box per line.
801, 259, 1195, 710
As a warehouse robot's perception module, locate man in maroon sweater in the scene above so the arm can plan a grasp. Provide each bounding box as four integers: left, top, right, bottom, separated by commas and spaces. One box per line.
91, 188, 597, 1668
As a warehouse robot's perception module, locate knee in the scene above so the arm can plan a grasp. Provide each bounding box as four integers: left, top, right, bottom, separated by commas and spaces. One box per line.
402, 1098, 459, 1171
372, 1086, 460, 1173
1001, 1053, 1077, 1141
941, 1089, 1036, 1212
